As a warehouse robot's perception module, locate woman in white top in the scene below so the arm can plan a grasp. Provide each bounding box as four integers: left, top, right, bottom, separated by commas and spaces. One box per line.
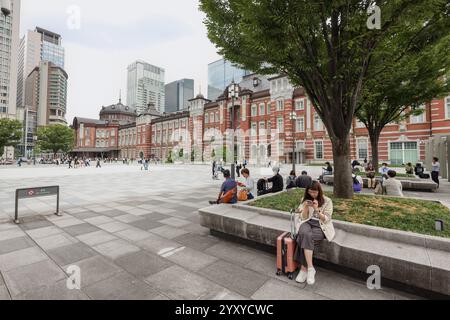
295, 181, 335, 285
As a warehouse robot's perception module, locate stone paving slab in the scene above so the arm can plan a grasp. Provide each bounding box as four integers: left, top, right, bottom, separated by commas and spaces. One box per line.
62, 255, 123, 288
47, 243, 97, 266
63, 223, 101, 237
34, 233, 79, 251
144, 265, 227, 300
2, 259, 67, 297
14, 279, 90, 300
84, 272, 163, 300
25, 226, 63, 239
76, 230, 119, 247
149, 225, 189, 239
200, 260, 270, 298
164, 247, 218, 272
0, 236, 35, 255
115, 228, 153, 242
114, 251, 173, 279
93, 239, 140, 260
129, 218, 164, 231
251, 279, 329, 300
0, 247, 48, 272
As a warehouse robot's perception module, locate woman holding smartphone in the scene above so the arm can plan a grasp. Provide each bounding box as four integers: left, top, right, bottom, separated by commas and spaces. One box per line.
295, 181, 335, 285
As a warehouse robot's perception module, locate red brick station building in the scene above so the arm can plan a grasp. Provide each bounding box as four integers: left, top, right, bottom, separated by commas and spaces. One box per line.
72, 74, 450, 166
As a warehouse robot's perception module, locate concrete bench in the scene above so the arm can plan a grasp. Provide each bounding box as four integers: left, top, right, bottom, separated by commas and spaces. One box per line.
199, 199, 450, 297
322, 175, 438, 192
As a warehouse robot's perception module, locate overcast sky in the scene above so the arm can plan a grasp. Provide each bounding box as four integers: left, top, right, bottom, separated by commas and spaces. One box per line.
20, 0, 221, 124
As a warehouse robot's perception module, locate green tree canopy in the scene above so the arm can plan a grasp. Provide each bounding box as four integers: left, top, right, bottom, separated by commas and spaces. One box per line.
357, 13, 450, 169
0, 118, 22, 155
200, 0, 449, 198
37, 124, 74, 157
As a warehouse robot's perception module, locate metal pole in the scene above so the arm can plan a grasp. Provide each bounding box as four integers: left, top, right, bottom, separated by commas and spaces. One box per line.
231, 93, 236, 180
56, 186, 61, 216
24, 107, 28, 158
292, 116, 296, 173
14, 189, 19, 224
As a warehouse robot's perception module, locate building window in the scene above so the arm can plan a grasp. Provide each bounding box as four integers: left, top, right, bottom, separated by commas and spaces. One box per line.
215, 112, 219, 122
251, 104, 257, 117
315, 141, 324, 160
259, 103, 265, 115
205, 114, 209, 124
277, 117, 284, 132
259, 121, 265, 133
446, 96, 450, 119
296, 117, 305, 132
267, 102, 271, 114
295, 99, 305, 111
314, 114, 323, 131
357, 139, 368, 160
389, 141, 418, 165
276, 100, 284, 111
410, 104, 426, 124
355, 119, 365, 128
251, 122, 257, 136
296, 141, 305, 151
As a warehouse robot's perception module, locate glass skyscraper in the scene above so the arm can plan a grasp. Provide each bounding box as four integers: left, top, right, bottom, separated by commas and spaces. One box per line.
208, 59, 251, 101
35, 27, 65, 69
165, 79, 194, 113
0, 0, 20, 117
127, 60, 165, 114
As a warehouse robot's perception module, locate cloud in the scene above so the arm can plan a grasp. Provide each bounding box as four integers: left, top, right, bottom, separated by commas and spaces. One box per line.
19, 0, 221, 124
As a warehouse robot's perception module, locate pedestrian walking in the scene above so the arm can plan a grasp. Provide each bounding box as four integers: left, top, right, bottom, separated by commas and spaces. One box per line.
96, 158, 102, 168
431, 157, 440, 188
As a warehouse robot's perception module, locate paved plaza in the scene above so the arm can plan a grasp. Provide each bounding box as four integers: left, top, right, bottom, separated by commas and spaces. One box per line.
0, 164, 428, 300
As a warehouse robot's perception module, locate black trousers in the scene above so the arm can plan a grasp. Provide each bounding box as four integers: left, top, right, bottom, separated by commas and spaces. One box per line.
431, 171, 439, 186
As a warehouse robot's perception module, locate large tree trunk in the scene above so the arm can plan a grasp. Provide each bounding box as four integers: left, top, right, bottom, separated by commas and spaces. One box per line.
368, 129, 381, 172
331, 136, 354, 199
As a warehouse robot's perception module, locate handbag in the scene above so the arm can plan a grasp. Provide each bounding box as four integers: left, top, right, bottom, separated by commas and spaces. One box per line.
221, 187, 237, 203
238, 189, 248, 201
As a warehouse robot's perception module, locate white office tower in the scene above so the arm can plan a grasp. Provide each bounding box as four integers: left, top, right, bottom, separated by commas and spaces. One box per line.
17, 27, 65, 111
0, 0, 20, 119
127, 60, 165, 114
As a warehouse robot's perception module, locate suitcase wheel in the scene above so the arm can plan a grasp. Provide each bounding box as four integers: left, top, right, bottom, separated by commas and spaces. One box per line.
288, 273, 294, 280
276, 270, 282, 276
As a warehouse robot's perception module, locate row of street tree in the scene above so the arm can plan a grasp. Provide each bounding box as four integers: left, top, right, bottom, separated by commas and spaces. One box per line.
200, 0, 450, 198
0, 119, 74, 159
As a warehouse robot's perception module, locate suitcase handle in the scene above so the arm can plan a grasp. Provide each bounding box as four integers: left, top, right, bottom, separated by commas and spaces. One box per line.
290, 209, 297, 239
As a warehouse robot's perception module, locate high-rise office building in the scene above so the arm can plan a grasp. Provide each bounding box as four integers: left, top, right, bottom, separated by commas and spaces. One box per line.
0, 0, 21, 119
164, 79, 194, 113
17, 27, 65, 110
25, 61, 68, 127
127, 60, 165, 114
207, 58, 251, 101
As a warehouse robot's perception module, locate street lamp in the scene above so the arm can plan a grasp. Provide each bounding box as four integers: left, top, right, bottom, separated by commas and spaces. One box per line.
228, 81, 239, 179
1, 0, 11, 17
289, 112, 297, 173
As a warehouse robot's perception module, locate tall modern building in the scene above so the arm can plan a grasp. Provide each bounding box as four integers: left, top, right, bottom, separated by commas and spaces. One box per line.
25, 61, 68, 127
207, 58, 251, 101
17, 27, 65, 110
127, 60, 165, 114
164, 79, 194, 113
0, 0, 20, 119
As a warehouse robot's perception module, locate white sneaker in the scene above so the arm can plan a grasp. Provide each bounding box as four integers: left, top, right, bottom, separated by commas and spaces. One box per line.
307, 268, 316, 285
296, 269, 307, 283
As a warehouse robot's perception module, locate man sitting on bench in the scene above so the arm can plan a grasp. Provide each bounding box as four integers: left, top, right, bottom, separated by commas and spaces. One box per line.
209, 169, 238, 204
258, 166, 284, 196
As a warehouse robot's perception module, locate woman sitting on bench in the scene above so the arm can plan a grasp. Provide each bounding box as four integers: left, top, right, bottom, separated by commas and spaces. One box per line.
295, 181, 335, 285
